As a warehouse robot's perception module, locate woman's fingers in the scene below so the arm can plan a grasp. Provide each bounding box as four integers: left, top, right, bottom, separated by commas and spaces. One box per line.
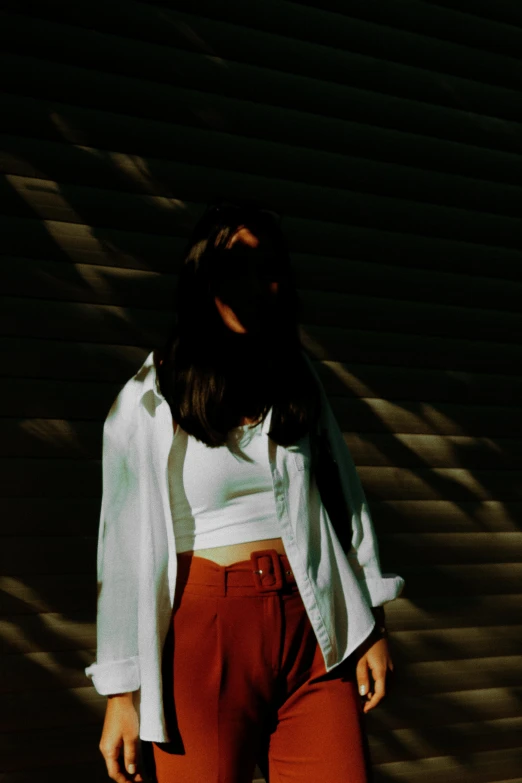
100, 695, 143, 782
104, 748, 143, 783
103, 745, 130, 783
362, 666, 386, 713
100, 729, 143, 782
124, 739, 144, 782
355, 656, 370, 699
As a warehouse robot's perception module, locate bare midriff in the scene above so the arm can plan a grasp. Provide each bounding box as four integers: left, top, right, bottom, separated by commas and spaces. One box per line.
181, 537, 286, 566
178, 416, 286, 566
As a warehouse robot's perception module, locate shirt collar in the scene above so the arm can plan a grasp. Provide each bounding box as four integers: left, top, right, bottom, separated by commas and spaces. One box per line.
262, 406, 273, 436
136, 350, 163, 404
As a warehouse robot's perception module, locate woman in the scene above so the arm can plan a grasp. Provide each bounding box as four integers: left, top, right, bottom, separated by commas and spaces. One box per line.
85, 198, 405, 783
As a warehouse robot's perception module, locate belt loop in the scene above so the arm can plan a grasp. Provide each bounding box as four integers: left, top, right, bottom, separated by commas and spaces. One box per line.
250, 549, 284, 591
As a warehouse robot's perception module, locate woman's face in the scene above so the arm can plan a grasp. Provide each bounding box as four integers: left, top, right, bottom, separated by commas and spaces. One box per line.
214, 226, 278, 333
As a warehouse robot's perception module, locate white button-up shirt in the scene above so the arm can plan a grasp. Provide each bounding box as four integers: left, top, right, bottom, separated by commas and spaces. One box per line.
85, 349, 405, 742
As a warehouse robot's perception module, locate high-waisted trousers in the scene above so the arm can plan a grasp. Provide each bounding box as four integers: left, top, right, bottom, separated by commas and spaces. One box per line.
147, 548, 373, 783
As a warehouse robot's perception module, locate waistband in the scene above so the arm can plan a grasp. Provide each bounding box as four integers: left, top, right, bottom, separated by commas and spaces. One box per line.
175, 548, 298, 596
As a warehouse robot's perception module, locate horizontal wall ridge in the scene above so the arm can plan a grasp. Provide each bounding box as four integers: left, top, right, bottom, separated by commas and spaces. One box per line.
4, 130, 522, 222
4, 90, 522, 191
418, 0, 522, 30
4, 252, 522, 316
2, 167, 522, 259
290, 0, 522, 40
2, 43, 522, 145
3, 3, 521, 99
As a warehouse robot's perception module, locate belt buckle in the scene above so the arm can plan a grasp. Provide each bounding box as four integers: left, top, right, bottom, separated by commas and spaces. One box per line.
250, 549, 284, 592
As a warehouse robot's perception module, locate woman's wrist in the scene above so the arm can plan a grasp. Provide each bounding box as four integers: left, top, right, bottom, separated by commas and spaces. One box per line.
370, 605, 388, 638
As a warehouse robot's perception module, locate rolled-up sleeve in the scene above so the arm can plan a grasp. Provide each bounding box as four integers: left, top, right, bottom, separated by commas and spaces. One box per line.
84, 387, 141, 695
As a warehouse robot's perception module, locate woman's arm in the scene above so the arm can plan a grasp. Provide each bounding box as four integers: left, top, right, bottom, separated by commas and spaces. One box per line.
301, 350, 405, 606
85, 385, 141, 696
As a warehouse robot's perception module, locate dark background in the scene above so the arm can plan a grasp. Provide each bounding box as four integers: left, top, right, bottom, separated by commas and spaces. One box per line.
1, 1, 521, 781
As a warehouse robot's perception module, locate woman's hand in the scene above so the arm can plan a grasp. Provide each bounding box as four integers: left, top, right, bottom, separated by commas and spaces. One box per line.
355, 635, 394, 713
99, 694, 144, 782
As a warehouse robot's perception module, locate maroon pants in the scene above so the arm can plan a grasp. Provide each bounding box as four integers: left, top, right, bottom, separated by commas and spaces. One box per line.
151, 549, 373, 783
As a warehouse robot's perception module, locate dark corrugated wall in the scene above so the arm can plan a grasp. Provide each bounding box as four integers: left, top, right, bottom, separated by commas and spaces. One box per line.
1, 1, 521, 780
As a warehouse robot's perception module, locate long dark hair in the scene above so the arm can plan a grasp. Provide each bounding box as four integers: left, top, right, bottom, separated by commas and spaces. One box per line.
155, 196, 321, 448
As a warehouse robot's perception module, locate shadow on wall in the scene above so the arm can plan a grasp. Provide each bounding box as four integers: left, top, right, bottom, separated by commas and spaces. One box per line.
299, 338, 522, 778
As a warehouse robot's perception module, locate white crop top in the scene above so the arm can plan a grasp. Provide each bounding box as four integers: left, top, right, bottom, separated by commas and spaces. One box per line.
168, 407, 281, 552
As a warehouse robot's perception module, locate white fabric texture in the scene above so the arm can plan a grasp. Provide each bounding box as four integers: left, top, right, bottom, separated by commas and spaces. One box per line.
84, 349, 405, 741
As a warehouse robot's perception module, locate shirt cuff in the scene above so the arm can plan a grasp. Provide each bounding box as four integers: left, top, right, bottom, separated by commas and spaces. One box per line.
356, 574, 405, 607
84, 656, 140, 695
